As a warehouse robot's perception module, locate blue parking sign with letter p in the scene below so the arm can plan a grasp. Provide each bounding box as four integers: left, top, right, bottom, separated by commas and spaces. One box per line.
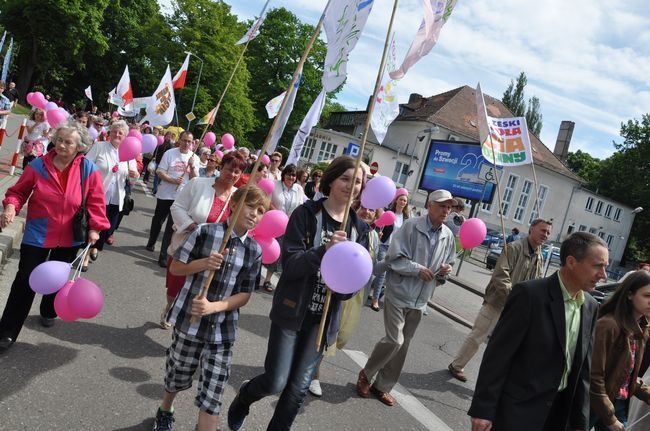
346, 142, 360, 158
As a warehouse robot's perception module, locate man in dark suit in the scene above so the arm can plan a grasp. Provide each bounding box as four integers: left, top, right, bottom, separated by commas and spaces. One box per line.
469, 232, 609, 431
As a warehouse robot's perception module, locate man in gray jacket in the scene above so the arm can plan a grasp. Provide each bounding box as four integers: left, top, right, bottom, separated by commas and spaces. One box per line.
356, 189, 457, 406
447, 218, 552, 382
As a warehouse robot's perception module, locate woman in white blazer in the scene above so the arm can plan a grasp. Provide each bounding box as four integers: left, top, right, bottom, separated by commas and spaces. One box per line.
84, 120, 138, 269
158, 151, 247, 329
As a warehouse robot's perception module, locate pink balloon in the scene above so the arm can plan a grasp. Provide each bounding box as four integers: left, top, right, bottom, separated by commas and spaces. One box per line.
26, 92, 35, 105
360, 176, 397, 210
32, 92, 48, 109
458, 218, 487, 249
46, 108, 69, 128
215, 150, 224, 159
112, 111, 119, 118
260, 154, 271, 166
204, 132, 216, 147
257, 178, 275, 195
29, 260, 71, 295
221, 133, 235, 149
118, 136, 142, 161
44, 101, 58, 111
255, 236, 281, 264
87, 127, 99, 140
141, 134, 157, 153
253, 210, 289, 239
156, 135, 164, 146
54, 281, 78, 321
127, 129, 143, 142
321, 241, 372, 294
374, 210, 396, 228
67, 277, 104, 319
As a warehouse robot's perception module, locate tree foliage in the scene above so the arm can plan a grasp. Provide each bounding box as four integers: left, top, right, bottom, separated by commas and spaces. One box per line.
565, 149, 603, 190
502, 71, 543, 136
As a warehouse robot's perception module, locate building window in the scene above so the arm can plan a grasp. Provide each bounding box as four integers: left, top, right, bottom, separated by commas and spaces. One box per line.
513, 179, 532, 222
500, 174, 519, 217
604, 204, 613, 219
481, 202, 493, 213
316, 141, 338, 162
598, 231, 605, 239
595, 200, 603, 215
606, 234, 614, 247
567, 225, 575, 235
578, 225, 587, 232
614, 208, 622, 222
589, 227, 597, 234
301, 137, 316, 161
392, 162, 409, 187
585, 197, 594, 212
529, 185, 549, 223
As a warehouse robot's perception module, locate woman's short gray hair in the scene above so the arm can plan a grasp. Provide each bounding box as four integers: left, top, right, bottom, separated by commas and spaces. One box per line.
51, 119, 93, 153
110, 119, 129, 135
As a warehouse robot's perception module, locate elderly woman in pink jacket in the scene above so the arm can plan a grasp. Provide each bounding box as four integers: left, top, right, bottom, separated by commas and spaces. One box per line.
0, 121, 109, 353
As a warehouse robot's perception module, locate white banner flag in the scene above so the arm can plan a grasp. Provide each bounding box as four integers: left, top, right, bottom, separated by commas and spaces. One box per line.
370, 36, 399, 144
322, 0, 375, 92
141, 66, 176, 127
286, 89, 326, 166
85, 85, 93, 101
389, 0, 457, 80
476, 83, 533, 166
265, 92, 286, 119
116, 65, 134, 107
267, 67, 302, 154
235, 0, 270, 45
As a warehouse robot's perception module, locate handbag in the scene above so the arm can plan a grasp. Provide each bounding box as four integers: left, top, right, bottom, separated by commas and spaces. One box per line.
72, 159, 89, 242
147, 160, 157, 174
122, 195, 135, 215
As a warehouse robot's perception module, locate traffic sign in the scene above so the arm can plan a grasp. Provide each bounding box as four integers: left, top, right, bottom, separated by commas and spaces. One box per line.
478, 163, 500, 184
185, 112, 196, 121
369, 161, 379, 175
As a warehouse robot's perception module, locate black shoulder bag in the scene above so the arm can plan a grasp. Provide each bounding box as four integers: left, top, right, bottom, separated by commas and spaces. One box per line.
72, 159, 90, 242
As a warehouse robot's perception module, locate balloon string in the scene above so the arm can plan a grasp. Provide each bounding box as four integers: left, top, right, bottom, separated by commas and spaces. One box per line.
71, 244, 91, 280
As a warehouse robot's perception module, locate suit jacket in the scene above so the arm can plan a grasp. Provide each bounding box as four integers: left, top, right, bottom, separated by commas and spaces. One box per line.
468, 272, 599, 431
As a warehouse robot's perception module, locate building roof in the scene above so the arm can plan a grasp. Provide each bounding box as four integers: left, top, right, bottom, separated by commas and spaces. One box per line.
398, 85, 583, 183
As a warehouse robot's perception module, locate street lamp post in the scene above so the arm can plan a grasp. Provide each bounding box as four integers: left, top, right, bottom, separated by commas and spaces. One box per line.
185, 51, 204, 130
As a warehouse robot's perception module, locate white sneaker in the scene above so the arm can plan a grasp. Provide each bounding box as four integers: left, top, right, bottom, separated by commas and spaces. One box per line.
308, 379, 322, 397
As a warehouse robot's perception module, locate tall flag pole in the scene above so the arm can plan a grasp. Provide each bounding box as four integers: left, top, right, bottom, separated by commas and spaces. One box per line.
190, 1, 331, 323
316, 0, 398, 350
235, 0, 271, 45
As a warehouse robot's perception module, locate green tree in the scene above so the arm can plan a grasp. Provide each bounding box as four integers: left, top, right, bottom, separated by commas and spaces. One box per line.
565, 149, 603, 189
167, 0, 256, 144
594, 114, 650, 261
502, 71, 543, 136
319, 100, 346, 127
244, 7, 333, 149
0, 0, 110, 102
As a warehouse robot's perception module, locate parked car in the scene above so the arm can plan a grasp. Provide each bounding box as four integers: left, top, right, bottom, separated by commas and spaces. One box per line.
485, 245, 503, 270
589, 282, 619, 304
482, 230, 504, 249
541, 244, 561, 263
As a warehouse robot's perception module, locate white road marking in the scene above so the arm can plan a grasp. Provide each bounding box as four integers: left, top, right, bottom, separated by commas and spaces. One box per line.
343, 349, 455, 431
137, 179, 154, 198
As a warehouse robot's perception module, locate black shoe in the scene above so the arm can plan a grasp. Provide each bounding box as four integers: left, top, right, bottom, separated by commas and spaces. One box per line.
153, 408, 175, 431
158, 257, 167, 268
0, 336, 14, 352
145, 244, 155, 252
228, 380, 250, 431
40, 316, 56, 327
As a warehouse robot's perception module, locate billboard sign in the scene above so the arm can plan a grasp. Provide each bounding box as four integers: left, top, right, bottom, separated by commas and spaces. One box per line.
418, 140, 501, 203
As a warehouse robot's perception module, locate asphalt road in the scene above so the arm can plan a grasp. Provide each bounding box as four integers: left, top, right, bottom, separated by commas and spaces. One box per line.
0, 178, 495, 431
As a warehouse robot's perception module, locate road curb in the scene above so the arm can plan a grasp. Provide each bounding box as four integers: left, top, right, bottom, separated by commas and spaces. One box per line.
0, 174, 22, 263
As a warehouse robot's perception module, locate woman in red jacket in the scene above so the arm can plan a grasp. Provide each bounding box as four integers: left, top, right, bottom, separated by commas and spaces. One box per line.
590, 270, 650, 430
0, 121, 109, 353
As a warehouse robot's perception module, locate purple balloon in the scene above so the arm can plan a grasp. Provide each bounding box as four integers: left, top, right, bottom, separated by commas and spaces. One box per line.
141, 134, 157, 153
360, 175, 397, 210
87, 127, 98, 140
67, 277, 104, 319
29, 260, 71, 295
321, 241, 372, 294
44, 101, 58, 111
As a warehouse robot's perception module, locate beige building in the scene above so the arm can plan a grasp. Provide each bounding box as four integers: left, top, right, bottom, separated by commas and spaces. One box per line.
296, 86, 637, 267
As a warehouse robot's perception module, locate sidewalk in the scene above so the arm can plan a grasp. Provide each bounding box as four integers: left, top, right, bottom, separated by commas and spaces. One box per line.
0, 167, 24, 263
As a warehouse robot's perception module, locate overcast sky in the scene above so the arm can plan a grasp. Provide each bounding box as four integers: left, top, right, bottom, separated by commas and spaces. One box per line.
222, 0, 649, 159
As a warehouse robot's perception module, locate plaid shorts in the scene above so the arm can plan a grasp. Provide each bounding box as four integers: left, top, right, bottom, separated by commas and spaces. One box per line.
164, 329, 233, 415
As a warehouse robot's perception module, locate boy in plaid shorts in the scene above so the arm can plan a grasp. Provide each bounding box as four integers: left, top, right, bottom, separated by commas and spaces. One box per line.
153, 186, 270, 431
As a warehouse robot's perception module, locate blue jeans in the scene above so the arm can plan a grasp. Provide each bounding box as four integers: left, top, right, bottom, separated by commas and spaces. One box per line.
152, 173, 161, 195
237, 321, 324, 431
590, 397, 629, 430
371, 243, 390, 300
